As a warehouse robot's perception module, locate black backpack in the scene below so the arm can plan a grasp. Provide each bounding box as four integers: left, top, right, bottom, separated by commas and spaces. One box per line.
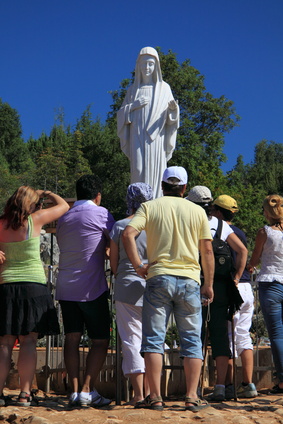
212, 219, 235, 281
208, 219, 243, 319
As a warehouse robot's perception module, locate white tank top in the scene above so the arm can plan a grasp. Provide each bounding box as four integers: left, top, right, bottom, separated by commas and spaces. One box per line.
256, 225, 283, 283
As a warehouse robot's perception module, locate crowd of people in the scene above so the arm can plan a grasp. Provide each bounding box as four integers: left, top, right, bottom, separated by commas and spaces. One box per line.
0, 169, 282, 410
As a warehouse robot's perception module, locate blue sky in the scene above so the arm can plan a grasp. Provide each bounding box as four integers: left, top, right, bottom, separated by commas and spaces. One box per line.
0, 0, 282, 173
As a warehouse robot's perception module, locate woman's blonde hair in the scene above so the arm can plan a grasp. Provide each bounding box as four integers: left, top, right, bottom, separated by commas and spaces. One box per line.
263, 194, 283, 224
0, 186, 39, 230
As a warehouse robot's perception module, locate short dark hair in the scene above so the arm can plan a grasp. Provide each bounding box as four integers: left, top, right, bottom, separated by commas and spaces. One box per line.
194, 202, 213, 217
76, 175, 102, 200
213, 204, 235, 221
162, 181, 185, 197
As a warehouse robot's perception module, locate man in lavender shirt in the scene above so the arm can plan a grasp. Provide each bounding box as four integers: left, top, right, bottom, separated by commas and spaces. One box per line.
56, 175, 115, 408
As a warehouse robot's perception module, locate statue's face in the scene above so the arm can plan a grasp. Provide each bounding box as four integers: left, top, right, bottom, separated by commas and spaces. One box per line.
139, 55, 156, 78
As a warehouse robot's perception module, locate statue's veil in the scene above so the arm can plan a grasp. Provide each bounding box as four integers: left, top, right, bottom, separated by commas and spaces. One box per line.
132, 47, 162, 96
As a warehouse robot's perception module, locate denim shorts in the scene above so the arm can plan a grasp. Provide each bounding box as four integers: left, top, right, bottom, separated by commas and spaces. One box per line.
141, 275, 203, 359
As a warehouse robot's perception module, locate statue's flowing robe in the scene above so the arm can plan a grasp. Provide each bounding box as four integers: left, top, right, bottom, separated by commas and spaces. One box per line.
117, 80, 179, 199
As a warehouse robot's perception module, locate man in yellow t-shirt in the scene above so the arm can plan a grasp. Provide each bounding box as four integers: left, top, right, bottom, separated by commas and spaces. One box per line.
122, 166, 214, 412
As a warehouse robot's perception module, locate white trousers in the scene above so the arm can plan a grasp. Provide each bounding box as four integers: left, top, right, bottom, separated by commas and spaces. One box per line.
229, 283, 254, 357
115, 301, 145, 377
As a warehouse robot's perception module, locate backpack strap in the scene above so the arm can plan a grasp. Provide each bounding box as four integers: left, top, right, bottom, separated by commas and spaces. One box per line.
214, 218, 223, 240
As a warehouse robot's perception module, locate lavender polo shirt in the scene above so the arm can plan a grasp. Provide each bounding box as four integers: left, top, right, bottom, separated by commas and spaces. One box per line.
55, 200, 115, 302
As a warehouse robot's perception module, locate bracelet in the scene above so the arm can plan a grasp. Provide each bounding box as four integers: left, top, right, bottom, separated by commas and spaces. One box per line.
135, 263, 144, 271
234, 278, 240, 282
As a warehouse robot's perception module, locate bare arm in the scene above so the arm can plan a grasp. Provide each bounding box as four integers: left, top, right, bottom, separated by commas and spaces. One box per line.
0, 251, 6, 264
122, 225, 148, 279
226, 232, 248, 282
247, 227, 266, 272
199, 239, 214, 303
110, 239, 119, 276
32, 191, 69, 234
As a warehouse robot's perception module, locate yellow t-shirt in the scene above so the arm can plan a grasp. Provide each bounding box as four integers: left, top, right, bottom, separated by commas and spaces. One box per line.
127, 196, 212, 284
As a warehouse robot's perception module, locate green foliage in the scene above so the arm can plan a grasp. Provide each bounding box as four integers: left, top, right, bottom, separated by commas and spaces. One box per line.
31, 147, 68, 193
157, 49, 240, 186
165, 323, 180, 348
75, 106, 130, 218
246, 140, 283, 195
0, 98, 32, 175
0, 156, 20, 212
251, 314, 269, 341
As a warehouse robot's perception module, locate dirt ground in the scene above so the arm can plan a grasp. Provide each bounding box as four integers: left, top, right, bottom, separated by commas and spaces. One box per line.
2, 389, 283, 424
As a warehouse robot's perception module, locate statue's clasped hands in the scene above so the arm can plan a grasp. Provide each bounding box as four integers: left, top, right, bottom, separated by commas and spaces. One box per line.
132, 96, 149, 111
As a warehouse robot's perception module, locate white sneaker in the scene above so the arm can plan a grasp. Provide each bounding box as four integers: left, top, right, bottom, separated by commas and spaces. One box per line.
237, 383, 258, 398
79, 391, 112, 408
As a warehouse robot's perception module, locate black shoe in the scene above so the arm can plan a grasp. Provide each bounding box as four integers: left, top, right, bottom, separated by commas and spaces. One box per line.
270, 384, 283, 394
0, 395, 6, 407
0, 394, 11, 407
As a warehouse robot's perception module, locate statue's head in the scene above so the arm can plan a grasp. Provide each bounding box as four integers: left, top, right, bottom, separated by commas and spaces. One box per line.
139, 54, 156, 80
135, 47, 162, 85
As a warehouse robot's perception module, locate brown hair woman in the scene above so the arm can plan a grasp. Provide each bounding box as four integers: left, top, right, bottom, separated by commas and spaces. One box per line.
0, 187, 69, 406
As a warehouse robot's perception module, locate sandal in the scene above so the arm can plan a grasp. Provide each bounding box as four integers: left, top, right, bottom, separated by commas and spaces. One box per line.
134, 399, 147, 409
144, 394, 164, 411
185, 397, 210, 412
16, 391, 38, 407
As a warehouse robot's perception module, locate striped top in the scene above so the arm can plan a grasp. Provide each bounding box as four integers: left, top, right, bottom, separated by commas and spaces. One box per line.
0, 215, 46, 285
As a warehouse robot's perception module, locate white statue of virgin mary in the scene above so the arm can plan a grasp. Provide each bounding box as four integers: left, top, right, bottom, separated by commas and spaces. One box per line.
117, 47, 179, 199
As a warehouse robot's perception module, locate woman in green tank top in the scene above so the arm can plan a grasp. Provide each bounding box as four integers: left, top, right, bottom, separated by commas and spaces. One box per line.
0, 186, 69, 407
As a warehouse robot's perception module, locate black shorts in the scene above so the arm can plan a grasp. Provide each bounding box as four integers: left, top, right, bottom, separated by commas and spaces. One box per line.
59, 291, 110, 340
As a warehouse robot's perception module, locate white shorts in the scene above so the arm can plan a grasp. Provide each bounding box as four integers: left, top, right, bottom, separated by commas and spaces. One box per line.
115, 301, 145, 376
229, 283, 254, 357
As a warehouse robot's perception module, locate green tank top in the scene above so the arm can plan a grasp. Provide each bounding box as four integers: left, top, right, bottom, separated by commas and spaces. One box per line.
0, 215, 46, 285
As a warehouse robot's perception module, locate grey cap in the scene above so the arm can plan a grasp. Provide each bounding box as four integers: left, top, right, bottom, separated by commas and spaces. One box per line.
186, 185, 213, 203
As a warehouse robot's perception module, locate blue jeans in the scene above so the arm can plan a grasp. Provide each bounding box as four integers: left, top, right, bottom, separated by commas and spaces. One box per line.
259, 282, 283, 382
141, 275, 203, 359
